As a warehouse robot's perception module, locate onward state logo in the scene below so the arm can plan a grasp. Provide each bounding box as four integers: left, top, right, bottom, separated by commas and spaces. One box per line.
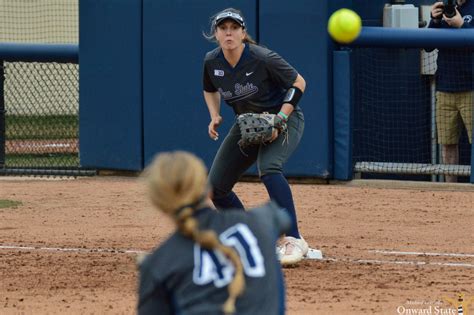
443, 293, 474, 315
397, 293, 474, 315
397, 304, 455, 315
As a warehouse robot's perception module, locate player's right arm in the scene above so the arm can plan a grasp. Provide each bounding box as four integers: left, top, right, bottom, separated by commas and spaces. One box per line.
204, 91, 223, 140
202, 59, 222, 141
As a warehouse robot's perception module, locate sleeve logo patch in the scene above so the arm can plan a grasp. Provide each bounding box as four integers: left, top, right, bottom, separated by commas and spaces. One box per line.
214, 69, 225, 77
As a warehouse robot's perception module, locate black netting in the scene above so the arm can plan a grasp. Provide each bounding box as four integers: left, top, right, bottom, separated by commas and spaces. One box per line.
0, 0, 78, 44
353, 47, 472, 181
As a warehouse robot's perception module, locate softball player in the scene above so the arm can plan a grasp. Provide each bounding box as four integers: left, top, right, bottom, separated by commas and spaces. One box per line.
202, 8, 311, 265
138, 151, 291, 315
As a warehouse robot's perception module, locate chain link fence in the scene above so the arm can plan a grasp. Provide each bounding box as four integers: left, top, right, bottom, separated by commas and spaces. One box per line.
1, 61, 86, 175
0, 0, 95, 176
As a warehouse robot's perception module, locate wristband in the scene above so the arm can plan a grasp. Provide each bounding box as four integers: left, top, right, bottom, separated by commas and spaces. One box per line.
277, 111, 288, 121
283, 86, 303, 107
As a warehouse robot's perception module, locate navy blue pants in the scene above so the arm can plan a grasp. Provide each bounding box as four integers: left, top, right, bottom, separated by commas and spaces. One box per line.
209, 109, 304, 205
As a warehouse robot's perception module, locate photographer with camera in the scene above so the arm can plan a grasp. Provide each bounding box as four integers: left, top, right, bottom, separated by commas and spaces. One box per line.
430, 0, 471, 26
428, 0, 474, 182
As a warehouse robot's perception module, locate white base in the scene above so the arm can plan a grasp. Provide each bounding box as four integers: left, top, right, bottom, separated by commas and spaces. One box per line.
306, 248, 323, 260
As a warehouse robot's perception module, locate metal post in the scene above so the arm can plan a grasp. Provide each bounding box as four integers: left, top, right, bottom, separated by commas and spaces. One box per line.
0, 60, 5, 168
471, 52, 474, 184
430, 77, 439, 182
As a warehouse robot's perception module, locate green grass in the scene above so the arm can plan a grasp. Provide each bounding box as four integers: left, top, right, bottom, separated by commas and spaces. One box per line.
6, 153, 79, 167
4, 115, 80, 168
6, 115, 78, 140
0, 200, 22, 209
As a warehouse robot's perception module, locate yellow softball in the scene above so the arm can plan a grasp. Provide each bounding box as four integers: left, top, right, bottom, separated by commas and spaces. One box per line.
328, 8, 362, 44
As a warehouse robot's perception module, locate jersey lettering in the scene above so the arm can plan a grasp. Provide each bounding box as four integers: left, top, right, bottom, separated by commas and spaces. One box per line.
219, 223, 265, 277
192, 223, 265, 287
193, 246, 234, 288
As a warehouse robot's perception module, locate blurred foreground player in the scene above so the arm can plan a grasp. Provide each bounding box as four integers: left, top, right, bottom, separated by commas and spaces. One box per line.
138, 151, 291, 315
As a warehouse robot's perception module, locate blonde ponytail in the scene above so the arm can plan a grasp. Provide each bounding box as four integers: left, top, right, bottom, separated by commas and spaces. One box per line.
144, 151, 246, 314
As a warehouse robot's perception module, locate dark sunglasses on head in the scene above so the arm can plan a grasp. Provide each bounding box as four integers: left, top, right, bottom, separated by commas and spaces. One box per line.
214, 11, 245, 28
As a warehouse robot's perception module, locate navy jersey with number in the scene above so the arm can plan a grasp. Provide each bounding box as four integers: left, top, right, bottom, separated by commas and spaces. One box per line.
203, 44, 298, 114
138, 202, 291, 315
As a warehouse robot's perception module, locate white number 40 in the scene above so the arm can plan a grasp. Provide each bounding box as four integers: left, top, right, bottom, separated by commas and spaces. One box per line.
193, 223, 266, 287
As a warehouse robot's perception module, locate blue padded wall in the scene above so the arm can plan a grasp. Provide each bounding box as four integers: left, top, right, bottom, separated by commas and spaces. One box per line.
333, 51, 353, 180
79, 0, 448, 178
259, 0, 341, 177
142, 1, 256, 169
79, 0, 143, 170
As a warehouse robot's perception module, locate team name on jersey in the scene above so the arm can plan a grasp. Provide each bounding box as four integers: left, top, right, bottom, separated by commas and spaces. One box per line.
218, 88, 232, 99
218, 83, 259, 102
193, 223, 266, 288
235, 83, 257, 96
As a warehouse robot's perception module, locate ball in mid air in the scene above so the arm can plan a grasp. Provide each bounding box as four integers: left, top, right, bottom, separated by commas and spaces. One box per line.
328, 8, 362, 44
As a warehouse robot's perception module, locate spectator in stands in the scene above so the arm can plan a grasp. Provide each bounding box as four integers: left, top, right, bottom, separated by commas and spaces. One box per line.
428, 0, 474, 182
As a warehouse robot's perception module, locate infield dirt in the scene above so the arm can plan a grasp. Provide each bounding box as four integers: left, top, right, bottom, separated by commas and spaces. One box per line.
1, 177, 473, 314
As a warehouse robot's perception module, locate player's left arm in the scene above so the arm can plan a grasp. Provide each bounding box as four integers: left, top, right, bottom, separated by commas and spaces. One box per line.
267, 74, 305, 141
137, 259, 173, 315
138, 289, 172, 315
264, 49, 306, 140
265, 51, 306, 116
250, 201, 292, 238
280, 74, 306, 117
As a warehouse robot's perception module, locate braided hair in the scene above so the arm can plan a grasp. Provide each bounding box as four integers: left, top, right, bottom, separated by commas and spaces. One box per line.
144, 151, 245, 314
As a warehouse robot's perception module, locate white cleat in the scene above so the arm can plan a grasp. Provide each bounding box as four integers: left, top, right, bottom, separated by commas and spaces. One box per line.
277, 236, 309, 266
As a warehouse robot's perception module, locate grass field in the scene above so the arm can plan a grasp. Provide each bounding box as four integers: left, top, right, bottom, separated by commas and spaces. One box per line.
5, 153, 79, 167
6, 115, 78, 140
4, 115, 79, 168
0, 199, 22, 209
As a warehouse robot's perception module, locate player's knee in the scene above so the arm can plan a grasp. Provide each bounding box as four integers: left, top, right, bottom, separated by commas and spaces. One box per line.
259, 165, 283, 177
211, 186, 229, 201
211, 189, 245, 210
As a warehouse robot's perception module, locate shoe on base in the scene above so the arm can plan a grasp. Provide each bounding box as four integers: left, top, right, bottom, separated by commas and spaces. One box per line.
278, 236, 309, 266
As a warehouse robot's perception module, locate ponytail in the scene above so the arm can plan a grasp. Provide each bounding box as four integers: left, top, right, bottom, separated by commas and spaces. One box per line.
145, 151, 246, 314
